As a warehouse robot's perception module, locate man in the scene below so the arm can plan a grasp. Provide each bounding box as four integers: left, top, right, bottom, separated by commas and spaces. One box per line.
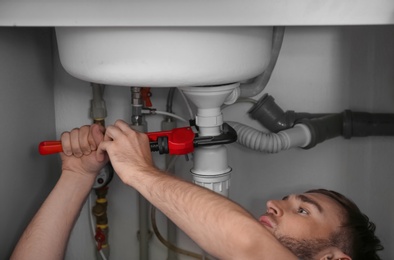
11, 120, 383, 260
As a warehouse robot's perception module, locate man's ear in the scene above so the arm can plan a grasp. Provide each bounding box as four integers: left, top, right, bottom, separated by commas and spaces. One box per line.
318, 247, 352, 260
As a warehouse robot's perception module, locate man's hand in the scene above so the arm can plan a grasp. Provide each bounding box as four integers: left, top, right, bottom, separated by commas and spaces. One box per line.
60, 124, 108, 177
97, 120, 154, 184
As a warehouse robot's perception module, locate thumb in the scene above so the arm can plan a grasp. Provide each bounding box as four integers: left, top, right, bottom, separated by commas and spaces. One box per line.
91, 124, 105, 147
96, 141, 109, 163
91, 124, 108, 163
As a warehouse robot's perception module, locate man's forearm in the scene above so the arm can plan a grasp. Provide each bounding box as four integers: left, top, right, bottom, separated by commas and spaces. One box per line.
11, 171, 95, 260
122, 166, 297, 260
97, 120, 297, 259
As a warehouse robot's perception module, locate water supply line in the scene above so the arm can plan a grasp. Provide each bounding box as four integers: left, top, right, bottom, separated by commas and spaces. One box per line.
163, 88, 179, 260
140, 87, 188, 123
130, 87, 152, 260
92, 188, 110, 259
90, 83, 113, 260
150, 154, 212, 260
91, 83, 108, 127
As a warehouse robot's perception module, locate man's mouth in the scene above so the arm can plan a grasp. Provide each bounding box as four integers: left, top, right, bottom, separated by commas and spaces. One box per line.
259, 215, 274, 229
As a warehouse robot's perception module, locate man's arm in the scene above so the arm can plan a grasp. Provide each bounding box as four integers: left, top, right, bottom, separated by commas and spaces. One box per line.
11, 125, 107, 260
98, 120, 298, 260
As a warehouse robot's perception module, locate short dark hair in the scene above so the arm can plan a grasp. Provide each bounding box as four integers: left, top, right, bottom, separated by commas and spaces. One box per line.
306, 189, 384, 260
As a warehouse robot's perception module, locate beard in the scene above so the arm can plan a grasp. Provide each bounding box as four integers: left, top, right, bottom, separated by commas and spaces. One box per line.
277, 235, 335, 260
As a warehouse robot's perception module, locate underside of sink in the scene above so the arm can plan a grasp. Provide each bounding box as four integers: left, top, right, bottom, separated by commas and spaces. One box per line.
56, 27, 272, 87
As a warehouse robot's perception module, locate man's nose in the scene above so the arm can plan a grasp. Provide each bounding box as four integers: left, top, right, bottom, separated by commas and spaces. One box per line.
266, 200, 284, 217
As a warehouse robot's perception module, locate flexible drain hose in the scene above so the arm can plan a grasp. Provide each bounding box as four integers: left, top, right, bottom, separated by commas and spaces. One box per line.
227, 121, 311, 153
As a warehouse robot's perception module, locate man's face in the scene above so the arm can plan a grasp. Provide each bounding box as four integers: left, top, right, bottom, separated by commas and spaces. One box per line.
259, 193, 344, 257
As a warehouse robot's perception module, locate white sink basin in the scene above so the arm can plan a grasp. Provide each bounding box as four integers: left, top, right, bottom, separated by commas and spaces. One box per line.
56, 27, 272, 87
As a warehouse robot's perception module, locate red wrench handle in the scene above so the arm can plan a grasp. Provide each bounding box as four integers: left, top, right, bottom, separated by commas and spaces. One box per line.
39, 141, 63, 155
39, 126, 196, 156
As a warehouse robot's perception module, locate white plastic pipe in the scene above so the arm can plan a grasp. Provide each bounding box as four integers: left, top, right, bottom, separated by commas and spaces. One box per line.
192, 145, 232, 197
180, 84, 239, 197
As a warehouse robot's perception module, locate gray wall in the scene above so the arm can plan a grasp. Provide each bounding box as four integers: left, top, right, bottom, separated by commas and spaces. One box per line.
2, 25, 393, 259
0, 28, 59, 259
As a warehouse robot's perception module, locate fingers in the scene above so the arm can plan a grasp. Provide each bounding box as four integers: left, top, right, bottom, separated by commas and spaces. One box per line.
104, 120, 135, 141
61, 125, 99, 157
69, 129, 83, 157
97, 120, 143, 162
114, 119, 133, 133
96, 122, 127, 161
60, 120, 142, 162
103, 125, 119, 141
61, 131, 72, 156
70, 126, 89, 157
114, 120, 150, 146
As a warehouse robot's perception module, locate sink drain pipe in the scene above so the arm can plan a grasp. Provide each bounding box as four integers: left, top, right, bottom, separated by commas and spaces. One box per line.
240, 93, 394, 151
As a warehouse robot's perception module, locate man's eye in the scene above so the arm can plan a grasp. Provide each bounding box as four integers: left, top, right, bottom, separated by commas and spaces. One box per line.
297, 208, 309, 215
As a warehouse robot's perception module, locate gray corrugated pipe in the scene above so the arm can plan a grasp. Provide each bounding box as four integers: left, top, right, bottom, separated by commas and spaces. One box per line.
240, 27, 285, 98
227, 121, 311, 153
